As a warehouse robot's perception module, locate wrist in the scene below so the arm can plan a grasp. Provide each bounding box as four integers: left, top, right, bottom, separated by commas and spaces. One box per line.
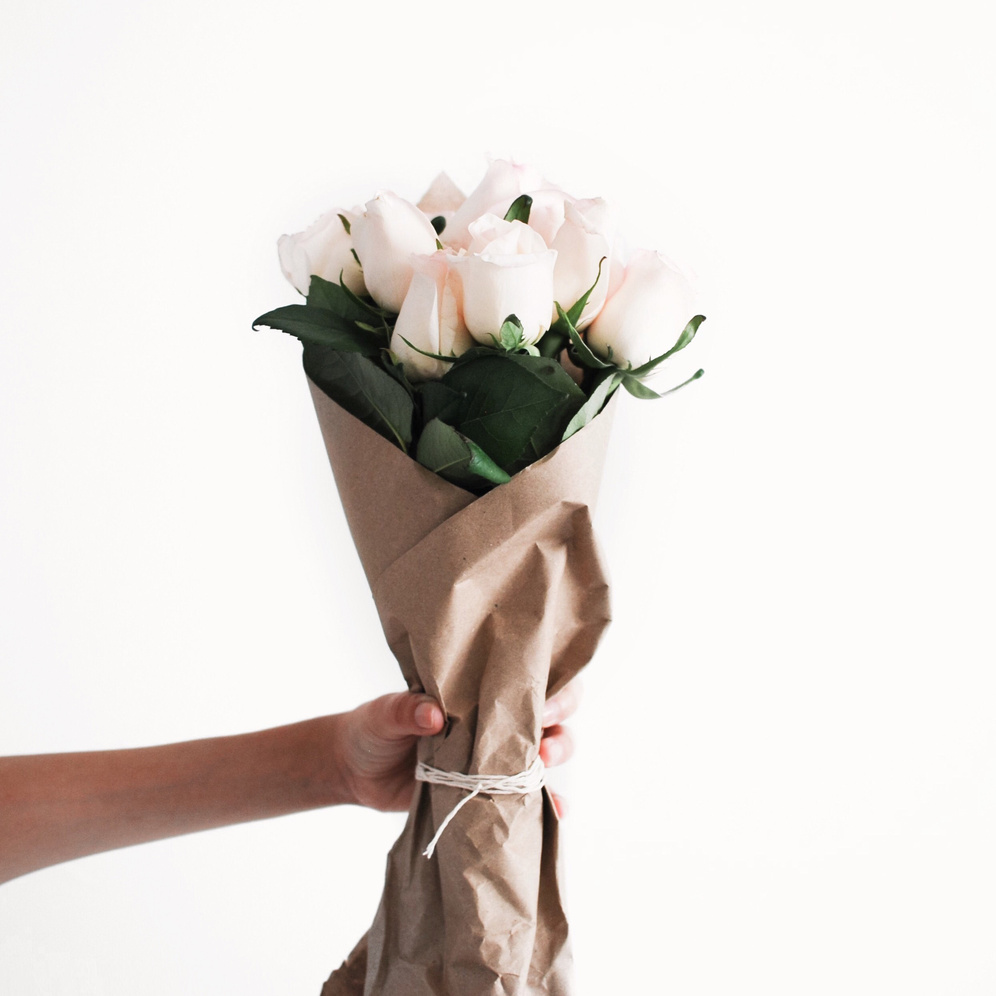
279, 714, 354, 810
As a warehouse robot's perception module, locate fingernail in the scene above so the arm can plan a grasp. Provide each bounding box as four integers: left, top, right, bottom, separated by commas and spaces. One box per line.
415, 700, 439, 730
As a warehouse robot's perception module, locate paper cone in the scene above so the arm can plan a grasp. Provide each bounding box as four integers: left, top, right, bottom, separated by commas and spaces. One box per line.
309, 378, 613, 996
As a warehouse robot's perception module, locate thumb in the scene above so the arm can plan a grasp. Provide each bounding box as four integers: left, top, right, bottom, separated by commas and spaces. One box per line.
375, 692, 445, 739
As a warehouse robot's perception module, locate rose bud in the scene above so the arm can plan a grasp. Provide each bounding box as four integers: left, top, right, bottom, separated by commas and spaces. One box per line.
351, 192, 440, 312
442, 158, 545, 249
417, 172, 466, 234
586, 249, 697, 369
277, 208, 365, 297
551, 198, 615, 329
391, 253, 474, 382
449, 215, 557, 346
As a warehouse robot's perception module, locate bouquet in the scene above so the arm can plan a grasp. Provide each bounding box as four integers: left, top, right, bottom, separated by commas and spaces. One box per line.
254, 158, 704, 995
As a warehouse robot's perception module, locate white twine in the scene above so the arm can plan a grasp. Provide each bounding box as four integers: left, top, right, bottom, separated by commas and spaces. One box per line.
415, 756, 547, 859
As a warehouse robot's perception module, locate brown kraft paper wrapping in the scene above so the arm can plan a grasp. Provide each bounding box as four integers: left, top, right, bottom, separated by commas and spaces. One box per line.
309, 378, 613, 996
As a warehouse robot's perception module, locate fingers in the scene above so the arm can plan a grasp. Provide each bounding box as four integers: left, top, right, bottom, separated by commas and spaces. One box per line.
539, 723, 574, 767
542, 678, 583, 729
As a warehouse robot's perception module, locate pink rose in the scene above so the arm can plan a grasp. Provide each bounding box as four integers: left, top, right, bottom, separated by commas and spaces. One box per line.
586, 250, 696, 368
351, 192, 439, 312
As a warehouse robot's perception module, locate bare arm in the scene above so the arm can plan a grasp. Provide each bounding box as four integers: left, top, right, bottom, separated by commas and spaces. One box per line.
0, 713, 354, 885
0, 684, 580, 885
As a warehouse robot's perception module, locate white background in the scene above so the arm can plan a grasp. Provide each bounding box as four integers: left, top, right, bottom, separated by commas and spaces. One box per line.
1, 1, 993, 993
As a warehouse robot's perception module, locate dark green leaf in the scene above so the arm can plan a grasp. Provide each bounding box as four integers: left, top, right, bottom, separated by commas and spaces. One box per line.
503, 194, 533, 224
306, 275, 385, 327
500, 351, 585, 397
536, 326, 570, 358
508, 390, 586, 473
379, 353, 416, 398
441, 352, 583, 469
416, 418, 511, 489
397, 336, 461, 364
337, 213, 351, 235
563, 256, 606, 328
562, 371, 621, 441
628, 315, 706, 377
253, 305, 381, 355
557, 304, 613, 370
419, 381, 464, 424
303, 347, 413, 452
431, 215, 446, 235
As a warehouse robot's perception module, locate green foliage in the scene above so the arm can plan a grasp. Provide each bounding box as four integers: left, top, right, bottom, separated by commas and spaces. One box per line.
303, 345, 413, 453
628, 315, 706, 378
254, 270, 705, 492
562, 370, 621, 441
440, 352, 584, 472
307, 275, 385, 326
252, 305, 384, 355
416, 418, 511, 489
503, 194, 533, 224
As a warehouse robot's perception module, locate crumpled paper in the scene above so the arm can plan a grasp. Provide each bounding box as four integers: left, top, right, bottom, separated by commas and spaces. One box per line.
309, 378, 613, 996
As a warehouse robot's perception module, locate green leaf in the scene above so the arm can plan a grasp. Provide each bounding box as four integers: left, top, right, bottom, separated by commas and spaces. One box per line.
416, 418, 511, 489
500, 352, 585, 398
628, 315, 706, 377
441, 352, 584, 470
497, 315, 525, 351
337, 213, 351, 235
306, 275, 386, 327
656, 368, 706, 397
303, 346, 414, 452
503, 194, 533, 224
379, 353, 416, 398
419, 381, 463, 424
536, 326, 570, 358
397, 336, 461, 364
508, 390, 586, 473
621, 375, 662, 399
430, 215, 446, 235
557, 304, 613, 370
621, 368, 704, 399
252, 305, 382, 356
563, 256, 606, 328
562, 371, 621, 441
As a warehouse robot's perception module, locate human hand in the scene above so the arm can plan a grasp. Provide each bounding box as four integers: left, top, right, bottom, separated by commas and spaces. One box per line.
337, 682, 582, 814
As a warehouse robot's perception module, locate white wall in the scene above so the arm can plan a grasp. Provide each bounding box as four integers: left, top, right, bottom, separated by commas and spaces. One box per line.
1, 1, 993, 993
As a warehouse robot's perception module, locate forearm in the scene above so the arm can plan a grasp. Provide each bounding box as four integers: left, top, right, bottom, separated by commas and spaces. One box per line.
0, 715, 350, 885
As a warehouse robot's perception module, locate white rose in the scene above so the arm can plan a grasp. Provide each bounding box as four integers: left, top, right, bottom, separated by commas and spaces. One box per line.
391, 253, 473, 382
507, 187, 573, 247
277, 208, 365, 297
450, 215, 557, 346
442, 158, 545, 249
551, 198, 615, 329
466, 213, 549, 256
351, 192, 439, 312
586, 250, 696, 369
417, 172, 466, 224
